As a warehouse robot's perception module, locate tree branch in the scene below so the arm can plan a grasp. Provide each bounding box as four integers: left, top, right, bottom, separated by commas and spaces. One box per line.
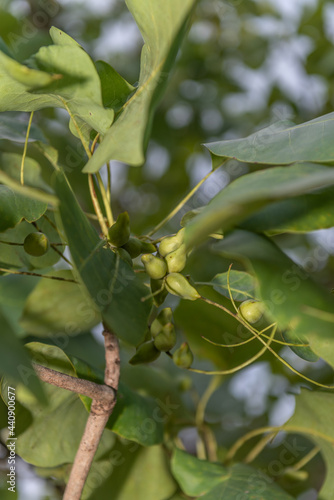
33, 328, 120, 500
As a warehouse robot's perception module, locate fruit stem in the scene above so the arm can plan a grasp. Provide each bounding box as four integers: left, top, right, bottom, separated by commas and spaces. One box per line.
20, 111, 34, 185
146, 167, 219, 237
284, 446, 320, 473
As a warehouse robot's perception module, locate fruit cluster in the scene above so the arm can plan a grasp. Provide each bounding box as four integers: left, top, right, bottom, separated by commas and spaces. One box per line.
141, 228, 200, 303
129, 307, 193, 368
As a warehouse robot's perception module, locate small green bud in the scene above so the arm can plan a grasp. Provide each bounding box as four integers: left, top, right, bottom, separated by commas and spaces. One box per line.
121, 237, 142, 258
150, 279, 168, 307
165, 243, 187, 273
159, 228, 185, 257
129, 341, 160, 365
173, 342, 194, 369
154, 323, 177, 352
23, 232, 49, 257
140, 241, 157, 254
108, 212, 130, 247
115, 247, 133, 267
150, 307, 174, 338
238, 300, 265, 324
141, 254, 167, 280
165, 273, 200, 301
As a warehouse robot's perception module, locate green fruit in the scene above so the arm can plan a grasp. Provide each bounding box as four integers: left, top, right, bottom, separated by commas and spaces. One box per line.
151, 307, 173, 338
173, 342, 193, 368
159, 228, 185, 257
141, 254, 167, 280
108, 212, 130, 247
154, 323, 177, 352
122, 237, 142, 258
238, 300, 265, 324
150, 278, 168, 307
140, 241, 157, 254
165, 273, 200, 301
165, 243, 187, 273
115, 247, 133, 267
23, 232, 49, 257
129, 341, 160, 365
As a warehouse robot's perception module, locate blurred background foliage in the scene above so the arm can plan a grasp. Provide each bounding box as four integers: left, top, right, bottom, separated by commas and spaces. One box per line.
1, 0, 334, 499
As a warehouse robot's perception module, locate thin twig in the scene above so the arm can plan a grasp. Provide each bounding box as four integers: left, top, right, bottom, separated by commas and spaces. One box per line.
146, 168, 217, 237
0, 268, 77, 282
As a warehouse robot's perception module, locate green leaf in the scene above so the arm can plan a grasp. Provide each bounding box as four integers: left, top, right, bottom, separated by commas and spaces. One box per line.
185, 164, 334, 248
54, 170, 151, 346
0, 311, 44, 402
283, 389, 334, 500
0, 274, 37, 337
211, 270, 257, 302
0, 28, 114, 135
171, 448, 228, 496
95, 60, 135, 110
205, 112, 334, 166
83, 0, 197, 172
214, 230, 334, 368
87, 443, 176, 500
171, 448, 294, 499
241, 186, 334, 234
0, 185, 46, 231
20, 269, 101, 337
0, 113, 46, 143
106, 382, 163, 446
0, 152, 51, 191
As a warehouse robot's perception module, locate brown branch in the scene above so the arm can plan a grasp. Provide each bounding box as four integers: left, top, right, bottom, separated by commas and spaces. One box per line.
33, 327, 120, 500
63, 328, 120, 500
33, 364, 115, 403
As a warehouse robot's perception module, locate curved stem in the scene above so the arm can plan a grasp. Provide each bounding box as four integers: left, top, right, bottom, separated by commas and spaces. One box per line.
96, 172, 114, 227
88, 175, 109, 237
0, 268, 77, 282
146, 168, 218, 237
20, 112, 34, 185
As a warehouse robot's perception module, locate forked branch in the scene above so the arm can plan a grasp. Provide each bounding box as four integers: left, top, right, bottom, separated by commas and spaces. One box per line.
33, 328, 120, 500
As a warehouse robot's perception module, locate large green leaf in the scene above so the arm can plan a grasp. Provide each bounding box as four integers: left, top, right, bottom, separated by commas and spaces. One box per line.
0, 113, 46, 143
0, 185, 46, 231
106, 382, 164, 445
171, 448, 294, 499
87, 443, 176, 500
0, 311, 44, 402
241, 187, 334, 234
205, 113, 334, 167
283, 389, 334, 500
83, 0, 197, 172
185, 164, 334, 248
54, 170, 151, 346
0, 274, 37, 337
0, 28, 114, 135
214, 230, 334, 368
20, 269, 101, 337
95, 60, 135, 110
